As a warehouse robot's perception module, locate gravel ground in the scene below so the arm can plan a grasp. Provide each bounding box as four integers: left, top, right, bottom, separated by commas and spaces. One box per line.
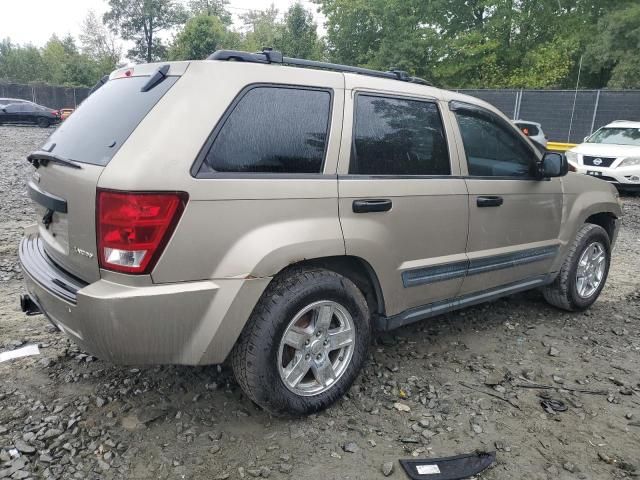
1, 125, 639, 480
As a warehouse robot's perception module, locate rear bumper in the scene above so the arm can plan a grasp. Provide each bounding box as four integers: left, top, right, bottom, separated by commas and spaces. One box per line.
19, 234, 270, 365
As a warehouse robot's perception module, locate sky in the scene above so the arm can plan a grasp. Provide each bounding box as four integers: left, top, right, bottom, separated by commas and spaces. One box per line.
0, 0, 325, 47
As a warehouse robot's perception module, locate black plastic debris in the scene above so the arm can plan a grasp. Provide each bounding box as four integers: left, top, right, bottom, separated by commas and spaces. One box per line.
540, 398, 568, 413
400, 451, 496, 480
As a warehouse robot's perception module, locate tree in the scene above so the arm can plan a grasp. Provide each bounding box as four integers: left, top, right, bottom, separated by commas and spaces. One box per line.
584, 2, 640, 88
79, 10, 122, 74
240, 5, 283, 52
279, 3, 323, 59
169, 14, 228, 60
189, 0, 232, 25
103, 0, 187, 63
0, 39, 47, 83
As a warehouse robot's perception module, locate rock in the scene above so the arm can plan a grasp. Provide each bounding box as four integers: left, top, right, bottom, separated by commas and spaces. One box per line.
393, 402, 411, 412
598, 452, 614, 464
548, 346, 559, 357
563, 462, 576, 473
13, 440, 35, 454
343, 442, 359, 453
210, 444, 221, 454
484, 372, 504, 386
493, 385, 506, 394
246, 468, 262, 477
279, 463, 293, 474
625, 412, 633, 420
382, 461, 394, 476
260, 466, 271, 477
471, 423, 483, 434
41, 428, 63, 440
96, 397, 106, 407
11, 470, 30, 480
552, 375, 565, 384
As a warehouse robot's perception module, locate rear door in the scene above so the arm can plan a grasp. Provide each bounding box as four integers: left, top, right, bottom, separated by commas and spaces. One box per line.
449, 101, 563, 295
26, 67, 184, 282
338, 83, 469, 317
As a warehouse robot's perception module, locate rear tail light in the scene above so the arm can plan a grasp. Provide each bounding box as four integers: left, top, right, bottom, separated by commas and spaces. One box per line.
96, 189, 188, 274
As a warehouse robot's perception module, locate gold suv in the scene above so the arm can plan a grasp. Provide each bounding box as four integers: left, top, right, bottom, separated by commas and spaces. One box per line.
19, 49, 622, 415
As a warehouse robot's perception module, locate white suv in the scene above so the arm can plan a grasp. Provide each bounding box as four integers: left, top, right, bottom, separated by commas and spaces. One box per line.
566, 120, 640, 192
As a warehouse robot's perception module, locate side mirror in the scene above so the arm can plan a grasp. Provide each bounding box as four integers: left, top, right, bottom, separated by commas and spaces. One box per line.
538, 152, 568, 178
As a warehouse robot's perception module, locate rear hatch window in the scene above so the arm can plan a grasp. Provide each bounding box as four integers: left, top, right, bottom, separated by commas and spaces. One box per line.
42, 75, 179, 166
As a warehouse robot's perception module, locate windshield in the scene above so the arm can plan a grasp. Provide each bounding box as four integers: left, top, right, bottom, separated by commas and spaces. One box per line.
587, 127, 640, 146
41, 75, 178, 166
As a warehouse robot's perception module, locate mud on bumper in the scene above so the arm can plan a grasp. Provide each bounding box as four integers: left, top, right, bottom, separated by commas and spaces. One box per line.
19, 234, 270, 365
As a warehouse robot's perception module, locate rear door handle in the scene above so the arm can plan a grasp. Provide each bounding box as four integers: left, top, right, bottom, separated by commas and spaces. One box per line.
476, 196, 503, 207
352, 199, 392, 213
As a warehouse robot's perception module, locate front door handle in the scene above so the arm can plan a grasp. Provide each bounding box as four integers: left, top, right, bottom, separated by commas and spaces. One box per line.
477, 196, 503, 207
352, 199, 393, 213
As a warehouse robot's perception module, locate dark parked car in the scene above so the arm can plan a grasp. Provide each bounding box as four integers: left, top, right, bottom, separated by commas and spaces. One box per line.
0, 97, 32, 106
0, 101, 61, 128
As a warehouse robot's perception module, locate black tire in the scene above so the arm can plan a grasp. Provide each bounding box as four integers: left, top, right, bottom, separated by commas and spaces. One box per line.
542, 224, 611, 311
37, 117, 49, 128
231, 268, 371, 416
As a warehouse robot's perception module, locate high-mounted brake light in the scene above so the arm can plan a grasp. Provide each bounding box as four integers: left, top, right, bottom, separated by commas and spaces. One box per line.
96, 190, 188, 274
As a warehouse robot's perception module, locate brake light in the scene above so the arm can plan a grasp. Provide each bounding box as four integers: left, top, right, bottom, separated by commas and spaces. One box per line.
96, 190, 188, 274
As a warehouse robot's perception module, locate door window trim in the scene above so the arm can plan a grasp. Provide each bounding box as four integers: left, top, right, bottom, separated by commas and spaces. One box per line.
347, 91, 453, 178
191, 83, 335, 179
449, 100, 541, 180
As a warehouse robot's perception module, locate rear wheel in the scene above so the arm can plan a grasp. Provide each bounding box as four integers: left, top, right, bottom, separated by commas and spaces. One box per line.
37, 117, 50, 128
231, 268, 371, 415
542, 224, 611, 311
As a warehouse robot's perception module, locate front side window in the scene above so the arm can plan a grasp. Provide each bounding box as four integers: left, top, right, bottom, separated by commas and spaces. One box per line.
454, 107, 537, 177
200, 86, 331, 174
350, 95, 450, 176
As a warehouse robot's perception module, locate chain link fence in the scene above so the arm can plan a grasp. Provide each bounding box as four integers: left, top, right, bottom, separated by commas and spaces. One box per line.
459, 89, 640, 143
2, 82, 639, 144
0, 82, 90, 110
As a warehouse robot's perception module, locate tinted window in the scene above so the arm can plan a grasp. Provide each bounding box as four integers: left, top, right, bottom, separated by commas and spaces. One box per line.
455, 109, 536, 177
41, 76, 178, 166
201, 87, 331, 174
351, 95, 450, 175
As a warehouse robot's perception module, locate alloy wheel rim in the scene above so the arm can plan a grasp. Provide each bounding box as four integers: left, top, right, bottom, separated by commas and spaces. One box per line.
575, 241, 606, 298
277, 300, 355, 396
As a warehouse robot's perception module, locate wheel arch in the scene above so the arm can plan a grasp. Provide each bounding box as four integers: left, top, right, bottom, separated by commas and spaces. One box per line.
275, 255, 387, 318
584, 211, 618, 241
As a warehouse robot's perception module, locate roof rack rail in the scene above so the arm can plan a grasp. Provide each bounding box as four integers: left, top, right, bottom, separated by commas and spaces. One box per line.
207, 48, 431, 86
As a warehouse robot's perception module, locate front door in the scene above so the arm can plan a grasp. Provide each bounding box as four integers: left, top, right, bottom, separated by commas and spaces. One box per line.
338, 87, 469, 318
449, 101, 563, 295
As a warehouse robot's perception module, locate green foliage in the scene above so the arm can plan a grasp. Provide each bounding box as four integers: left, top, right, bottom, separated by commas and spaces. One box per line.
279, 3, 323, 59
316, 0, 640, 89
169, 15, 228, 60
584, 2, 640, 88
188, 0, 232, 25
104, 0, 187, 63
0, 34, 114, 87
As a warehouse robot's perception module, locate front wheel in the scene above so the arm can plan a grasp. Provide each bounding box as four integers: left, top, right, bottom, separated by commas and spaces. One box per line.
542, 224, 611, 311
37, 117, 50, 128
231, 268, 371, 415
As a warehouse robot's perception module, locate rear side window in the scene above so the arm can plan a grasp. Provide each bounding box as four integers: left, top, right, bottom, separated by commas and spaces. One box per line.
199, 86, 331, 174
350, 95, 450, 176
41, 76, 178, 166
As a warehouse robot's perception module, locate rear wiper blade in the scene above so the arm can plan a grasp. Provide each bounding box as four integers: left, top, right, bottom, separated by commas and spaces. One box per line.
141, 64, 170, 92
27, 151, 82, 170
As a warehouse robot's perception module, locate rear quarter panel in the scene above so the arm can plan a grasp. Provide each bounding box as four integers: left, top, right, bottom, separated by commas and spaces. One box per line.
97, 61, 346, 283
